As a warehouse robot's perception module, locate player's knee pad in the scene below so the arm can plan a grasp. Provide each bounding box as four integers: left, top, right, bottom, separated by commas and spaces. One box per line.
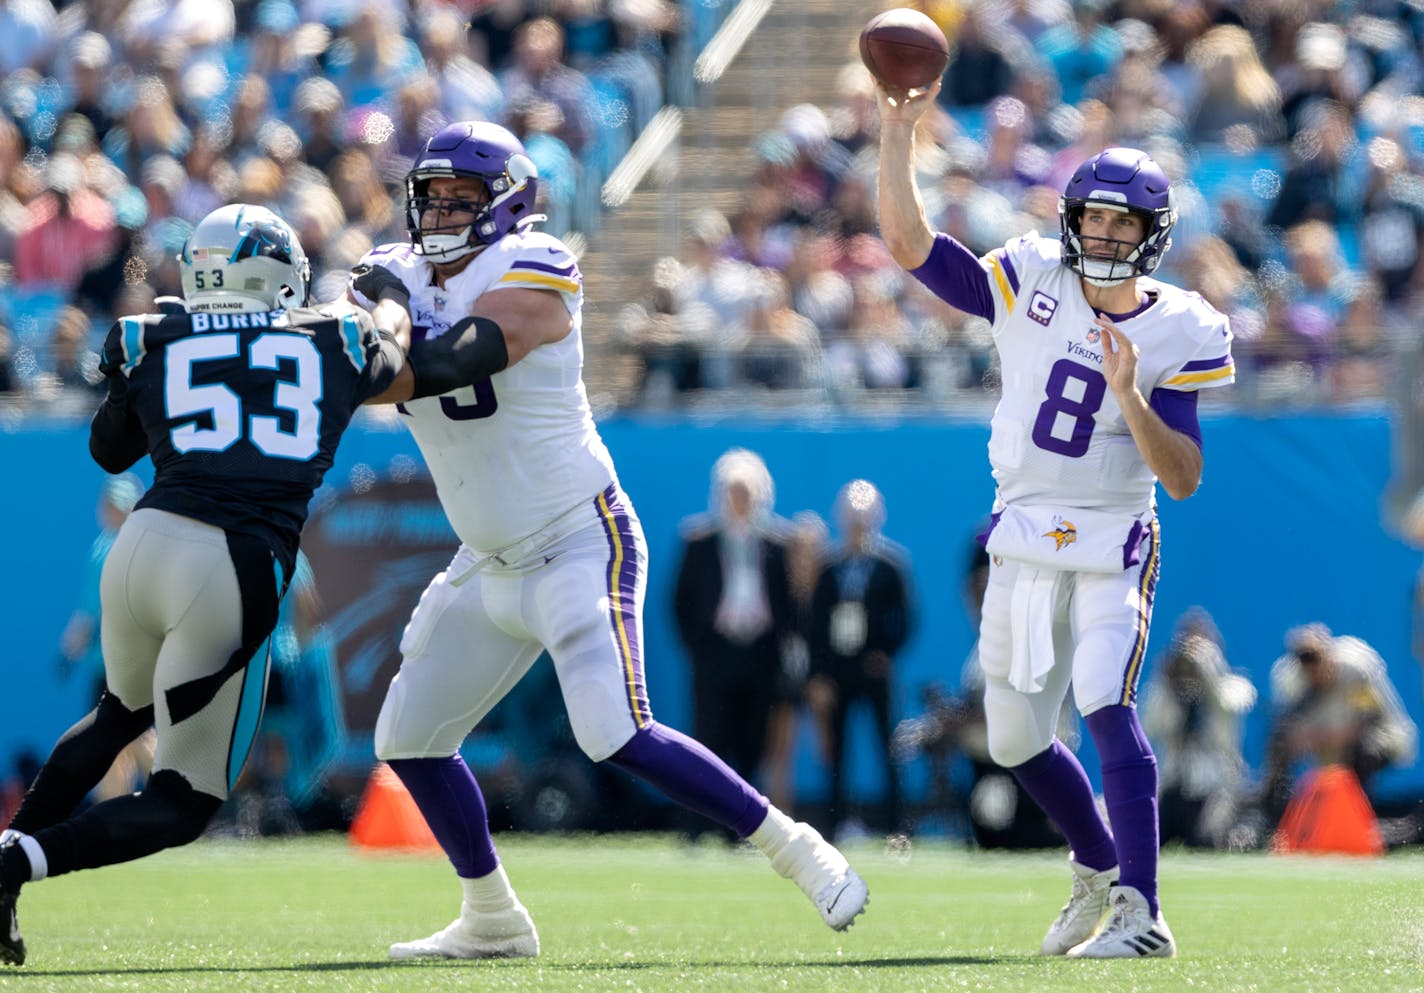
144, 769, 223, 847
983, 681, 1057, 769
562, 670, 637, 762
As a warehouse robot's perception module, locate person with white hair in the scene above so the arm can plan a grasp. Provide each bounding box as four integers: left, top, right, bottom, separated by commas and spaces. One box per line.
806, 479, 915, 841
672, 449, 795, 814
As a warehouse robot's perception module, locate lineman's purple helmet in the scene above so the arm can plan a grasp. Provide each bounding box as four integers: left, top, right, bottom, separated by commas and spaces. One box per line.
406, 121, 544, 263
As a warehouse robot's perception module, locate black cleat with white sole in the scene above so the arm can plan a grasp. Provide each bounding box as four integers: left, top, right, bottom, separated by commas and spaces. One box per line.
0, 887, 23, 966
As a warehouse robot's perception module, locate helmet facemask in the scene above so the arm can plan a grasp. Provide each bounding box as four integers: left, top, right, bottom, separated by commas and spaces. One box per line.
1061, 201, 1159, 287
406, 153, 544, 265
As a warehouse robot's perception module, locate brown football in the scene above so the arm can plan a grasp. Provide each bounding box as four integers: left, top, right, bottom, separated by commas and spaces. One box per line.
859, 8, 949, 91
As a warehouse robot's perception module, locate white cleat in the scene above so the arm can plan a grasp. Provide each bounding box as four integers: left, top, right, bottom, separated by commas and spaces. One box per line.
389, 901, 540, 960
1040, 858, 1118, 955
1066, 885, 1176, 959
771, 823, 869, 931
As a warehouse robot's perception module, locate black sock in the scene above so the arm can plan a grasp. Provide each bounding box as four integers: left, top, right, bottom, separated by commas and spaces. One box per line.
0, 842, 31, 892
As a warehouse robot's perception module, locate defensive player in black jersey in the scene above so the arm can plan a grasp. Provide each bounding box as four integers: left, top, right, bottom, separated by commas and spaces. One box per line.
0, 203, 413, 966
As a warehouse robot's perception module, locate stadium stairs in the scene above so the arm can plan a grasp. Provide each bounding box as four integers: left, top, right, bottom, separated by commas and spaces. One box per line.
578, 0, 877, 407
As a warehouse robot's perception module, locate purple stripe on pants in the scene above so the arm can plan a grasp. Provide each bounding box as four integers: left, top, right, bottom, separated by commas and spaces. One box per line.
595, 484, 653, 726
1119, 519, 1161, 707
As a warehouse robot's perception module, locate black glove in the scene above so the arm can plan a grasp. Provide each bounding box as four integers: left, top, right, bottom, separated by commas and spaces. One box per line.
348, 263, 410, 310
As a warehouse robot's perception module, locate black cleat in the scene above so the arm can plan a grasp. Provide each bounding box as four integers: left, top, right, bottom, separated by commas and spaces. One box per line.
0, 887, 23, 966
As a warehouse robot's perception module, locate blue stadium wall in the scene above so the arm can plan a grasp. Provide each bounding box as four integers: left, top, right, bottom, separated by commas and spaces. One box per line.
4, 411, 1421, 805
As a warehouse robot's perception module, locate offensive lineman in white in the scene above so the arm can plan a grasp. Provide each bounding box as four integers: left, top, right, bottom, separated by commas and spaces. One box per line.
346, 121, 868, 959
876, 81, 1233, 958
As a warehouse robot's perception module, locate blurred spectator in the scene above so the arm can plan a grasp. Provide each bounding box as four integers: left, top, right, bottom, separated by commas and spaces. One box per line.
242, 0, 319, 118
173, 128, 236, 225
116, 0, 234, 66
807, 480, 914, 839
740, 271, 821, 390
14, 154, 117, 292
1140, 609, 1258, 849
1183, 24, 1285, 146
0, 0, 56, 77
1358, 136, 1424, 306
673, 449, 792, 814
1265, 100, 1358, 230
826, 275, 915, 391
507, 98, 578, 237
323, 4, 424, 113
1276, 219, 1357, 372
1261, 623, 1417, 828
500, 17, 596, 156
46, 307, 103, 396
469, 0, 532, 72
940, 4, 1020, 109
291, 78, 347, 176
663, 208, 770, 389
420, 6, 505, 127
101, 77, 193, 186
1033, 0, 1122, 107
616, 258, 698, 405
786, 230, 853, 335
1329, 275, 1400, 402
1273, 21, 1364, 141
827, 63, 881, 159
64, 32, 118, 142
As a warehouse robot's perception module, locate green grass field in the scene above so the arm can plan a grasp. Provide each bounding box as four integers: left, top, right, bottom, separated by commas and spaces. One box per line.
1, 834, 1420, 992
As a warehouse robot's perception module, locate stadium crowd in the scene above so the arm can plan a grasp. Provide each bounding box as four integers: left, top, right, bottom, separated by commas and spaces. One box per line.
0, 2, 1418, 412
0, 0, 687, 407
616, 0, 1424, 408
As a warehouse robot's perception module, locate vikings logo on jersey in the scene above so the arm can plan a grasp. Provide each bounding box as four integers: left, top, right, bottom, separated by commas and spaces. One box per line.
1043, 519, 1077, 551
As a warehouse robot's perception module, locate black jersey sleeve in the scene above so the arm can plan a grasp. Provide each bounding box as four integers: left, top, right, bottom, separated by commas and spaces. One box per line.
89, 321, 148, 473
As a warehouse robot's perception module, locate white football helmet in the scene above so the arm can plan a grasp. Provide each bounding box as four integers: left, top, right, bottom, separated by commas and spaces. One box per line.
179, 203, 311, 313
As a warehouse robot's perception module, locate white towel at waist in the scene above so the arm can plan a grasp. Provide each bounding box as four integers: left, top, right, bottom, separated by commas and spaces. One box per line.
1009, 566, 1060, 693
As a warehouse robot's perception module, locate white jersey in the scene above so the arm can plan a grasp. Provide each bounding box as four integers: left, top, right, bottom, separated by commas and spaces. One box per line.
360, 232, 618, 554
982, 232, 1234, 515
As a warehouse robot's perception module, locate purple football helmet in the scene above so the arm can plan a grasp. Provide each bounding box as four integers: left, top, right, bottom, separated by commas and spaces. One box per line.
406, 121, 544, 263
1058, 147, 1176, 286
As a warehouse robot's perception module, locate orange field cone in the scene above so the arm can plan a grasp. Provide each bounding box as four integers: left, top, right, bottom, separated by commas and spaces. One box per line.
1272, 764, 1385, 856
349, 762, 441, 851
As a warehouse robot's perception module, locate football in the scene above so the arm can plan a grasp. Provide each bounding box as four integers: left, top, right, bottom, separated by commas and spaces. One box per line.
859, 8, 950, 91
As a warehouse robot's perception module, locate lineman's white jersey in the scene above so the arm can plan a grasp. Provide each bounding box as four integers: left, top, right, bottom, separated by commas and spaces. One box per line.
359, 232, 617, 554
982, 232, 1234, 515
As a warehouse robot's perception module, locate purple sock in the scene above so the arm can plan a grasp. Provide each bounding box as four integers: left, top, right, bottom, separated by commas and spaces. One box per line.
1010, 740, 1117, 872
386, 756, 499, 879
606, 722, 769, 837
1085, 705, 1160, 917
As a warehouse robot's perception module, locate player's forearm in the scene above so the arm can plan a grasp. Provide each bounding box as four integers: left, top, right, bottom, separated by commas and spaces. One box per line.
877, 123, 934, 270
1118, 390, 1203, 500
371, 294, 412, 351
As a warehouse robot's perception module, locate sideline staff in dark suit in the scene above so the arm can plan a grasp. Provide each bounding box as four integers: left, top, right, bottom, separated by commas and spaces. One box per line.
674, 449, 794, 789
807, 480, 914, 838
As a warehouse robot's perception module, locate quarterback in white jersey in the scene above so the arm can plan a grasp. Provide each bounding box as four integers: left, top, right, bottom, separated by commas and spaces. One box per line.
346, 122, 868, 962
878, 78, 1234, 959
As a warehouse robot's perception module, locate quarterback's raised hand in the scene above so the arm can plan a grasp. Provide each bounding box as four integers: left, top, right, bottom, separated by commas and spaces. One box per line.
1096, 314, 1141, 402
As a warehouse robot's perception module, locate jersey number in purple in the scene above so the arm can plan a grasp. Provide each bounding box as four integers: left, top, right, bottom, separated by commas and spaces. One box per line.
397, 378, 498, 420
439, 378, 499, 420
1031, 359, 1106, 457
